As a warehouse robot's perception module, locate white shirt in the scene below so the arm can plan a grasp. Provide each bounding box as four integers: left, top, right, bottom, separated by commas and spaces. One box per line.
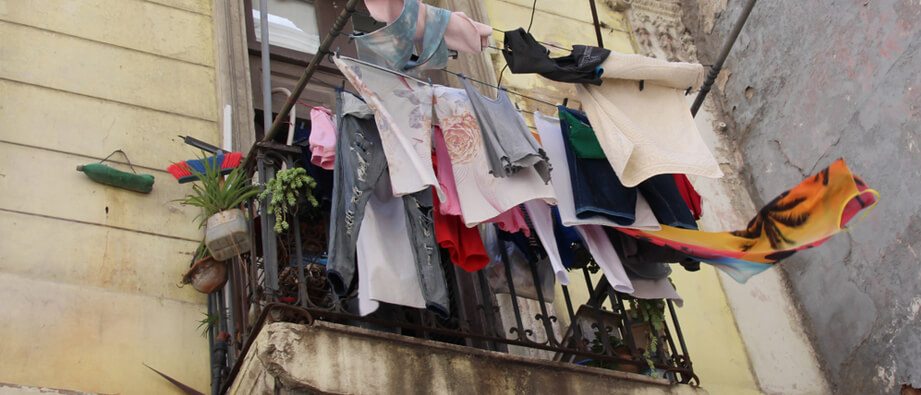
433, 86, 556, 227
356, 174, 426, 316
334, 56, 445, 200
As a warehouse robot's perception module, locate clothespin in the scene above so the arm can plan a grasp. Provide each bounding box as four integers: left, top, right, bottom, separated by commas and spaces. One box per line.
639, 80, 645, 91
562, 98, 569, 107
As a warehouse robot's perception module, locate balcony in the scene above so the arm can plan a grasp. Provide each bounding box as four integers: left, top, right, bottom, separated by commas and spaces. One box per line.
204, 143, 700, 394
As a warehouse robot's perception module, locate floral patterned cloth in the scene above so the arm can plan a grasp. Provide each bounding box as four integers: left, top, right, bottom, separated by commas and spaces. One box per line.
433, 86, 556, 227
334, 56, 444, 200
616, 159, 879, 283
434, 125, 530, 236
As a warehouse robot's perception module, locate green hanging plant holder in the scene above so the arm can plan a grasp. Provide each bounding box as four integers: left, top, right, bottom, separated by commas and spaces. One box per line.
76, 150, 154, 194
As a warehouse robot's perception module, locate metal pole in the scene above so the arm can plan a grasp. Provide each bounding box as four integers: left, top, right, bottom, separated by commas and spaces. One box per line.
257, 154, 279, 300
259, 0, 272, 134
588, 0, 604, 48
206, 293, 218, 395
690, 0, 757, 117
498, 238, 528, 341
263, 0, 359, 143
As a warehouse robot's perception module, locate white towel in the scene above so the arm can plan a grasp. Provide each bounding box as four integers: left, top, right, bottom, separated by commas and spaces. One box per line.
578, 51, 723, 187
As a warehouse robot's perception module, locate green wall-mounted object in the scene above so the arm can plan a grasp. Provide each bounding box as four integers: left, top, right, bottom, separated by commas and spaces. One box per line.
77, 163, 155, 194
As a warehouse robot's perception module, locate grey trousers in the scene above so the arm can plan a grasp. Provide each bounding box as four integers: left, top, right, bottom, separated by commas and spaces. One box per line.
327, 91, 449, 317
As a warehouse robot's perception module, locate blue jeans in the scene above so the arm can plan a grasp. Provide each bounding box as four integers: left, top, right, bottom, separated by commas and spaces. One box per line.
327, 91, 449, 317
559, 106, 697, 230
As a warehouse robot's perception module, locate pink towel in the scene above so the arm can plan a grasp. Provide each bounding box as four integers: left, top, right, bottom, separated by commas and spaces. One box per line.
308, 106, 336, 170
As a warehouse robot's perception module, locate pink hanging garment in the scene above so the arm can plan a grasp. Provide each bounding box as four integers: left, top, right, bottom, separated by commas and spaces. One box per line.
432, 151, 490, 272
432, 126, 463, 216
308, 106, 337, 170
433, 86, 556, 227
487, 206, 530, 237
435, 122, 530, 237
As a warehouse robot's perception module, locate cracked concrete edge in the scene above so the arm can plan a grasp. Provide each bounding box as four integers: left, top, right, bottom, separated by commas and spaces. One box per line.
228, 321, 708, 395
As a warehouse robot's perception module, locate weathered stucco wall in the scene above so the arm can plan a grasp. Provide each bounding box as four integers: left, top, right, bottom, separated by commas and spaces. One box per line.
0, 0, 219, 392
683, 0, 921, 393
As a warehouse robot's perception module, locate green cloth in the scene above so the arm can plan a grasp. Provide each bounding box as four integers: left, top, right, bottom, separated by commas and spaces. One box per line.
558, 108, 606, 159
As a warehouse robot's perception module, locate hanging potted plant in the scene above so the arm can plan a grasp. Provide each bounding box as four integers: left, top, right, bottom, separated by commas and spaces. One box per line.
182, 242, 228, 294
176, 153, 260, 261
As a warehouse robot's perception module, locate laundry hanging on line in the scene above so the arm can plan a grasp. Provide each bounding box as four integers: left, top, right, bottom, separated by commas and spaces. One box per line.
307, 2, 881, 312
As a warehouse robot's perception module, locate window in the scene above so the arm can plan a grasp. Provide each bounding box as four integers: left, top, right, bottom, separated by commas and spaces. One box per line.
251, 0, 320, 54
244, 0, 365, 142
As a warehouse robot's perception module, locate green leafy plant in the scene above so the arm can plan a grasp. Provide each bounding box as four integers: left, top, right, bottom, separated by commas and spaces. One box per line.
627, 297, 667, 377
583, 327, 626, 370
258, 167, 318, 233
174, 152, 260, 227
192, 239, 210, 261
197, 312, 218, 338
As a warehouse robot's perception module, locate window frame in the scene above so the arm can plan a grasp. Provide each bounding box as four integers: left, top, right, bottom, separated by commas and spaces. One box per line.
243, 0, 361, 71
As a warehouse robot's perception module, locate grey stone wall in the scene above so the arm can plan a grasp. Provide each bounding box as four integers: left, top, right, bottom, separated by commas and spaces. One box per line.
682, 0, 921, 393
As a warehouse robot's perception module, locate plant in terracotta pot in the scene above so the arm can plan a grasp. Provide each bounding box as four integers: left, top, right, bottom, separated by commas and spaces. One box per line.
583, 328, 642, 373
182, 242, 228, 294
626, 296, 667, 377
175, 153, 260, 261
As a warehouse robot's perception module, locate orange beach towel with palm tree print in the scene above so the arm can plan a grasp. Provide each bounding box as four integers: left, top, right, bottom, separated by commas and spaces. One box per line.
616, 159, 879, 283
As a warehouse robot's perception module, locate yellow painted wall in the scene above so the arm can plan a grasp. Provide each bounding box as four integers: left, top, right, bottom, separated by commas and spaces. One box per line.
0, 0, 218, 393
483, 1, 763, 393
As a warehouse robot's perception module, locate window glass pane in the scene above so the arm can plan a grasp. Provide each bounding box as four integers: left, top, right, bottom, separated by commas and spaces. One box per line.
253, 0, 319, 54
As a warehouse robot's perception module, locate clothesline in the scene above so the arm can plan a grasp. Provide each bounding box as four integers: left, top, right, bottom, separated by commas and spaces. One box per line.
329, 52, 562, 110
281, 65, 542, 129
307, 27, 880, 319
438, 69, 560, 109
253, 0, 876, 330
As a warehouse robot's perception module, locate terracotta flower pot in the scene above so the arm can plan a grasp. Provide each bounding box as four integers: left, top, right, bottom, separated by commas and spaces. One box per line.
183, 255, 228, 294
614, 346, 642, 373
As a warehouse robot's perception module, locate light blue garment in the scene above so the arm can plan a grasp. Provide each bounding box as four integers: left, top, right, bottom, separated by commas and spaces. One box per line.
353, 0, 451, 72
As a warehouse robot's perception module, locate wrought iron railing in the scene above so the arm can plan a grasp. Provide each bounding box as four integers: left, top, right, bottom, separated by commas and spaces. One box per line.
206, 143, 698, 394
